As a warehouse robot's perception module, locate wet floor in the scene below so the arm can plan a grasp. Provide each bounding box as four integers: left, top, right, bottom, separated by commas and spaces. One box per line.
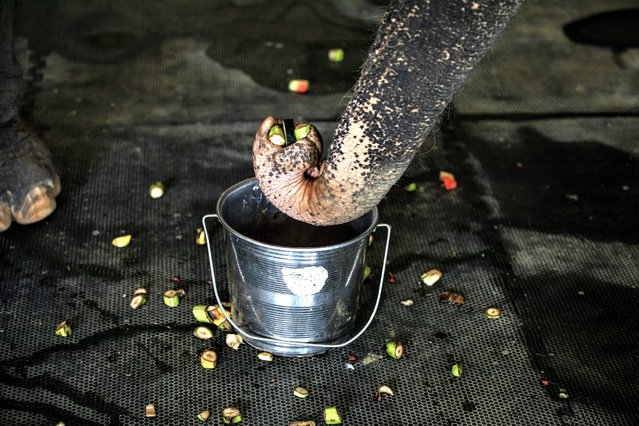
1, 0, 638, 424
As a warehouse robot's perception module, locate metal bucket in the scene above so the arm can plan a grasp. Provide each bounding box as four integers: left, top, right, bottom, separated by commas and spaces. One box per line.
202, 178, 390, 356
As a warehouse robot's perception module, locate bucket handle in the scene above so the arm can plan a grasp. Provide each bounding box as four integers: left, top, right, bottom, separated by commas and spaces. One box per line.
202, 214, 391, 349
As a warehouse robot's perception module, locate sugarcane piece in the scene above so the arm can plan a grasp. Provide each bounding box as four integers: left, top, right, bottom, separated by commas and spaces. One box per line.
328, 48, 344, 63
257, 351, 273, 362
385, 341, 404, 360
293, 387, 309, 399
404, 182, 417, 192
149, 182, 165, 199
193, 326, 214, 340
200, 350, 218, 369
421, 269, 442, 286
196, 227, 206, 245
163, 289, 181, 307
288, 79, 309, 93
217, 320, 233, 332
192, 305, 211, 323
197, 410, 210, 422
221, 407, 242, 424
363, 265, 372, 280
375, 385, 394, 401
293, 123, 311, 141
289, 422, 316, 426
145, 403, 156, 417
485, 307, 502, 319
324, 406, 342, 425
226, 333, 244, 350
55, 320, 72, 337
112, 234, 132, 248
451, 363, 463, 377
206, 305, 231, 326
268, 125, 286, 146
205, 305, 223, 324
130, 294, 146, 310
133, 288, 147, 296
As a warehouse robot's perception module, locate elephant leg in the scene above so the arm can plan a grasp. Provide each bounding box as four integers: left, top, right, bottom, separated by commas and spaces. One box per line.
0, 0, 60, 232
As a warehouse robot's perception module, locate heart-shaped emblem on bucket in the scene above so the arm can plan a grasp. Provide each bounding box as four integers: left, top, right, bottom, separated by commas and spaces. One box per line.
281, 266, 329, 296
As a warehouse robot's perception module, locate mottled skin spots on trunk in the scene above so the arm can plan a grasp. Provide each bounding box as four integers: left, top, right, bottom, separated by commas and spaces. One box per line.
254, 0, 524, 226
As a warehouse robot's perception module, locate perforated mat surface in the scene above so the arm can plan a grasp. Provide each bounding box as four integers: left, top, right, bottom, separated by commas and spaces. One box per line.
1, 1, 638, 425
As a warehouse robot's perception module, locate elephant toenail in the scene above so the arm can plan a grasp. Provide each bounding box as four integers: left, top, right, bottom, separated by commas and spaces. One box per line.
0, 207, 11, 232
13, 185, 57, 225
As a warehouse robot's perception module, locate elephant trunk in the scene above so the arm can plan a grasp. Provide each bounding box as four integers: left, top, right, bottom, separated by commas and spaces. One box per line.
253, 0, 523, 226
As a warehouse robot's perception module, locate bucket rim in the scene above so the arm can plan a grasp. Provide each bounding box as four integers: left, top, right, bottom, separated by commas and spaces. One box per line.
215, 178, 379, 252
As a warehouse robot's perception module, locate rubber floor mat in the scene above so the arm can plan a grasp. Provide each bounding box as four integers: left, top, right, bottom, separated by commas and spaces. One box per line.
2, 0, 638, 425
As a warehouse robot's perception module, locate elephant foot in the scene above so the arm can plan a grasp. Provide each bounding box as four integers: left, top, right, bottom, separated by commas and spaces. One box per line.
0, 118, 61, 232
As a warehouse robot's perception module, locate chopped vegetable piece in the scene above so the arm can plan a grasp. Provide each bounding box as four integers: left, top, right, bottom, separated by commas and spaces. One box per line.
385, 341, 404, 360
196, 228, 206, 245
388, 272, 396, 284
55, 320, 72, 337
206, 305, 231, 326
328, 48, 344, 62
197, 410, 210, 422
226, 334, 244, 350
293, 387, 309, 399
171, 275, 181, 284
133, 287, 147, 296
163, 289, 181, 307
375, 385, 394, 401
192, 305, 210, 323
362, 353, 383, 365
347, 354, 357, 362
288, 79, 309, 94
368, 235, 374, 246
149, 182, 165, 199
404, 182, 417, 192
451, 363, 463, 377
363, 265, 372, 280
257, 351, 273, 362
130, 294, 146, 310
324, 406, 342, 425
440, 291, 464, 305
200, 350, 217, 369
558, 389, 569, 399
421, 269, 442, 286
217, 321, 233, 332
293, 124, 311, 141
145, 403, 156, 417
221, 407, 242, 424
112, 234, 132, 248
400, 298, 414, 306
193, 326, 214, 340
485, 307, 502, 319
268, 125, 285, 146
439, 171, 458, 191
289, 422, 316, 426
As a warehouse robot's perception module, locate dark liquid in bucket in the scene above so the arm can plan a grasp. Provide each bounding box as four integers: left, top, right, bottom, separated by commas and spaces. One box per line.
219, 181, 374, 248
242, 211, 364, 248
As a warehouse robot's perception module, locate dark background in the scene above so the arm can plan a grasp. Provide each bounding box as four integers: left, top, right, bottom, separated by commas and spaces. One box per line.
1, 0, 637, 424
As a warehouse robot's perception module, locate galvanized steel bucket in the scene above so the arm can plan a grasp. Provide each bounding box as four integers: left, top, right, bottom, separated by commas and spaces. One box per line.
202, 178, 390, 356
